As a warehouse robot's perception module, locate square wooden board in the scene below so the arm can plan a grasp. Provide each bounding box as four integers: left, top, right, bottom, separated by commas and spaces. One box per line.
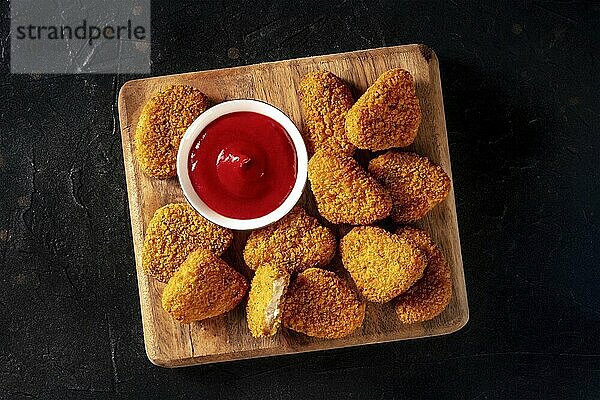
118, 44, 469, 367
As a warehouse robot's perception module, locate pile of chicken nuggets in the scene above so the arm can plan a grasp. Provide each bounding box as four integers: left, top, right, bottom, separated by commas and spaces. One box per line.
136, 67, 453, 340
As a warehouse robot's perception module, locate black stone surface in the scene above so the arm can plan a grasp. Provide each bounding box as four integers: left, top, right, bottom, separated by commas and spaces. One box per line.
1, 1, 599, 399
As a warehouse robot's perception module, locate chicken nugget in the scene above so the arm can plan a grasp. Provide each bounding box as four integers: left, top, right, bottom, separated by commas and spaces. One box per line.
368, 151, 451, 223
394, 226, 452, 323
340, 226, 426, 303
282, 268, 365, 339
298, 71, 356, 156
135, 85, 209, 178
162, 249, 248, 323
246, 263, 291, 337
243, 207, 336, 273
345, 68, 421, 150
308, 150, 392, 225
142, 203, 233, 283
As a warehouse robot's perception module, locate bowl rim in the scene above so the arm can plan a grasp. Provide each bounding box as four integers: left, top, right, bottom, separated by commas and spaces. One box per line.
176, 99, 308, 231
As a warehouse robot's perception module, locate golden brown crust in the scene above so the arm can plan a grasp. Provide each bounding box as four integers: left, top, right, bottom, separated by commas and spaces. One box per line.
299, 71, 356, 156
142, 203, 233, 283
246, 263, 291, 337
394, 226, 452, 323
368, 151, 451, 223
161, 249, 248, 323
282, 268, 365, 339
345, 68, 421, 151
307, 150, 392, 225
135, 85, 209, 178
243, 207, 336, 273
340, 226, 426, 303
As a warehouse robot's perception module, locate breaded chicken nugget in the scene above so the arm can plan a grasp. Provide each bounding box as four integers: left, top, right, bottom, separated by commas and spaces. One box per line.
368, 151, 451, 223
135, 85, 209, 178
298, 71, 356, 156
246, 263, 291, 337
308, 150, 392, 225
395, 227, 452, 323
282, 268, 365, 339
243, 207, 336, 273
142, 203, 233, 283
345, 68, 421, 150
162, 249, 248, 323
340, 226, 426, 303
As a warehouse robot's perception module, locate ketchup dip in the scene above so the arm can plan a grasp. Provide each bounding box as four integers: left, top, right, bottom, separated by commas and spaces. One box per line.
188, 111, 298, 220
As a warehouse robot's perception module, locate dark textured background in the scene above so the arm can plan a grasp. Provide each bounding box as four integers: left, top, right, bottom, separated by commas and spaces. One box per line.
1, 1, 599, 399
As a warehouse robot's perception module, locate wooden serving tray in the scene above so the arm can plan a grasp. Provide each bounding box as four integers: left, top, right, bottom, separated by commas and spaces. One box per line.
118, 44, 469, 367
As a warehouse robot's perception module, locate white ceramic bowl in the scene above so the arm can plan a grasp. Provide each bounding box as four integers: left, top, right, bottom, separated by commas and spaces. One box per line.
176, 99, 308, 231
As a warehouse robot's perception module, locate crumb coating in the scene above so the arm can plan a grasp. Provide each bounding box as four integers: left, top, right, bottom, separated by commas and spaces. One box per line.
308, 150, 392, 225
299, 71, 356, 156
161, 249, 248, 323
135, 85, 209, 178
142, 203, 233, 283
246, 263, 291, 337
282, 268, 365, 339
345, 68, 421, 151
243, 207, 336, 273
394, 226, 452, 323
368, 151, 451, 223
340, 226, 426, 303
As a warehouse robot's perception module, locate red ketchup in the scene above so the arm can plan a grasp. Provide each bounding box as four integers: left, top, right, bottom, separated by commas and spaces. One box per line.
188, 111, 297, 220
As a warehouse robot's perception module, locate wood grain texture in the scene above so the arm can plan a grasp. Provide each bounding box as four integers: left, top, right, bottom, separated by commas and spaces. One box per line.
118, 44, 469, 368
